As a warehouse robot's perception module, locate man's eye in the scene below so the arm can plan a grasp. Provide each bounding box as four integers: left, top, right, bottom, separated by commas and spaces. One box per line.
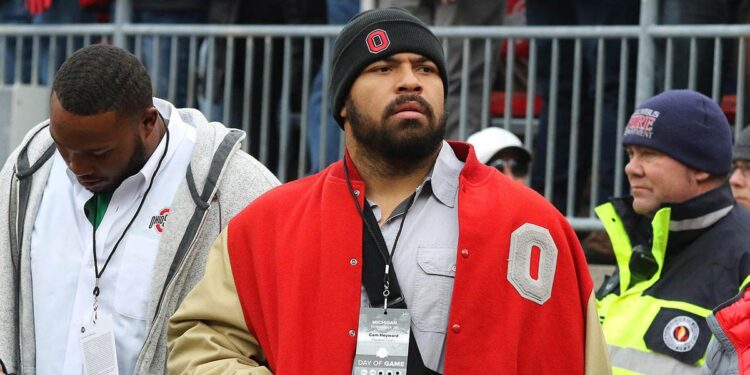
371, 66, 390, 73
418, 66, 435, 73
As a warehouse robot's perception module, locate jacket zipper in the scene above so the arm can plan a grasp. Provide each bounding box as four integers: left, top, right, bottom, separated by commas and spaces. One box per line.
13, 174, 25, 374
132, 211, 210, 372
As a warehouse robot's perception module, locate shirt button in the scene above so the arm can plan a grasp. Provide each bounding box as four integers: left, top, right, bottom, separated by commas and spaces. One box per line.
350, 258, 358, 266
451, 264, 457, 272
461, 249, 470, 258
353, 190, 361, 197
349, 329, 356, 337
452, 324, 461, 333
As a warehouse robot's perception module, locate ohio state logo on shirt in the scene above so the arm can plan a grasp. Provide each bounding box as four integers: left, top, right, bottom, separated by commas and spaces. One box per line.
662, 315, 699, 352
366, 29, 390, 54
149, 208, 170, 233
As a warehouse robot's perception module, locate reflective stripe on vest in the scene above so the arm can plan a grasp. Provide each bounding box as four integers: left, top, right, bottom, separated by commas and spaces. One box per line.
668, 205, 733, 231
609, 345, 702, 375
599, 292, 711, 360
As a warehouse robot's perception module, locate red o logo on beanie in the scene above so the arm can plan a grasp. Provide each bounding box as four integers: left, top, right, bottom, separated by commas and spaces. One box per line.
366, 29, 390, 54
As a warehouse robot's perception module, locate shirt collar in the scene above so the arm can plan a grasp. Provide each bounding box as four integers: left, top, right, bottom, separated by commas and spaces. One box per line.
427, 140, 464, 208
371, 141, 464, 221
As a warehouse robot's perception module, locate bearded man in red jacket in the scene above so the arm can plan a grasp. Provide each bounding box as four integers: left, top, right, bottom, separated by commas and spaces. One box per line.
165, 7, 611, 375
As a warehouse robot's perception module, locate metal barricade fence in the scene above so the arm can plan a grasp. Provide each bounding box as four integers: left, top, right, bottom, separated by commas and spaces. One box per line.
1, 22, 748, 231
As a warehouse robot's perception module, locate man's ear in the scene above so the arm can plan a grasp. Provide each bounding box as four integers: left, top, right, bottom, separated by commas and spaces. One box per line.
693, 170, 712, 184
140, 107, 159, 137
340, 105, 347, 120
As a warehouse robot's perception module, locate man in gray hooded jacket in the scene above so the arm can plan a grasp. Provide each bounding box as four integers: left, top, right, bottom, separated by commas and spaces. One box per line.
0, 45, 279, 375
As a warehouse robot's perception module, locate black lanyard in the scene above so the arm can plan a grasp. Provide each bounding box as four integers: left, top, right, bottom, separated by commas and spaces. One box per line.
91, 121, 170, 299
344, 159, 441, 375
343, 158, 416, 313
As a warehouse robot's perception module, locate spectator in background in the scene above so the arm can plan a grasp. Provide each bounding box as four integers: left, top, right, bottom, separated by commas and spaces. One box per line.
200, 0, 326, 178
0, 0, 32, 84
131, 0, 207, 107
377, 0, 505, 140
0, 0, 107, 85
29, 0, 109, 84
526, 0, 639, 215
704, 125, 750, 373
731, 126, 750, 209
655, 0, 741, 96
305, 0, 359, 173
595, 90, 750, 374
466, 126, 531, 185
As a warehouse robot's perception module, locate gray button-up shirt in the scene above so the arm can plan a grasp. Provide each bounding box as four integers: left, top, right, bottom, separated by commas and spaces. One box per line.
361, 141, 464, 373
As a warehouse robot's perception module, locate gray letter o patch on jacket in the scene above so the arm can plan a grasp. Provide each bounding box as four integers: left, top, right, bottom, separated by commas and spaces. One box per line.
507, 223, 558, 305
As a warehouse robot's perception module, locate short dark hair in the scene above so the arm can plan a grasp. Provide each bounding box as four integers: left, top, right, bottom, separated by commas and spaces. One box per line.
52, 44, 153, 117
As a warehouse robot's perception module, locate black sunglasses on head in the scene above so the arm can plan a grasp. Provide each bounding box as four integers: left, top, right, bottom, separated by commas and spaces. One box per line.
489, 158, 529, 176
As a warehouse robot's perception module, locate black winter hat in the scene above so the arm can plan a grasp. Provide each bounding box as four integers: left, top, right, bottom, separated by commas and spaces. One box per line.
734, 126, 750, 161
622, 89, 732, 175
330, 7, 448, 128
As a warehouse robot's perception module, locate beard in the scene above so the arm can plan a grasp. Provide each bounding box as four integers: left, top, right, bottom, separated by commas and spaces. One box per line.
93, 136, 148, 194
346, 94, 445, 176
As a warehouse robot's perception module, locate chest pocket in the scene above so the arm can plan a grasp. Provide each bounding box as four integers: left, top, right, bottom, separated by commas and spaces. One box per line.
412, 246, 456, 333
114, 234, 161, 320
644, 307, 711, 365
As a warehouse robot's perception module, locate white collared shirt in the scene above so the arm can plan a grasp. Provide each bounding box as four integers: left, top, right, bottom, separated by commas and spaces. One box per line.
30, 99, 195, 375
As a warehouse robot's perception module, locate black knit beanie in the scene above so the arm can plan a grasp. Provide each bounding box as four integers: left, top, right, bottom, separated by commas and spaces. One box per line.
330, 7, 448, 128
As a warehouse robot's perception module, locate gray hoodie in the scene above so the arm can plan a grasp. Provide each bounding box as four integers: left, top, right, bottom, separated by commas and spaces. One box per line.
0, 99, 279, 374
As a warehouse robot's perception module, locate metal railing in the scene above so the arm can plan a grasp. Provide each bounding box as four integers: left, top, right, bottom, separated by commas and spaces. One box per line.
1, 2, 748, 231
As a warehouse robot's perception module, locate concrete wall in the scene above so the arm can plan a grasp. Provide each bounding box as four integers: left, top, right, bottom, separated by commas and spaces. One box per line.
0, 85, 51, 162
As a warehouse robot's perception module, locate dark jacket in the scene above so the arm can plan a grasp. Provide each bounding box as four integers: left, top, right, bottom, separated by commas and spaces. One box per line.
596, 184, 750, 374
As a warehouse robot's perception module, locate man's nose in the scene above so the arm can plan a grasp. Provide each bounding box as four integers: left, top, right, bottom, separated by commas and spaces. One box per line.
67, 154, 95, 176
397, 68, 423, 94
502, 168, 514, 178
730, 167, 746, 187
624, 158, 640, 178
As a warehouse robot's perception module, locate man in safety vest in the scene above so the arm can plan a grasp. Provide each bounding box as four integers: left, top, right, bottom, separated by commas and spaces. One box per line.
596, 89, 750, 374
